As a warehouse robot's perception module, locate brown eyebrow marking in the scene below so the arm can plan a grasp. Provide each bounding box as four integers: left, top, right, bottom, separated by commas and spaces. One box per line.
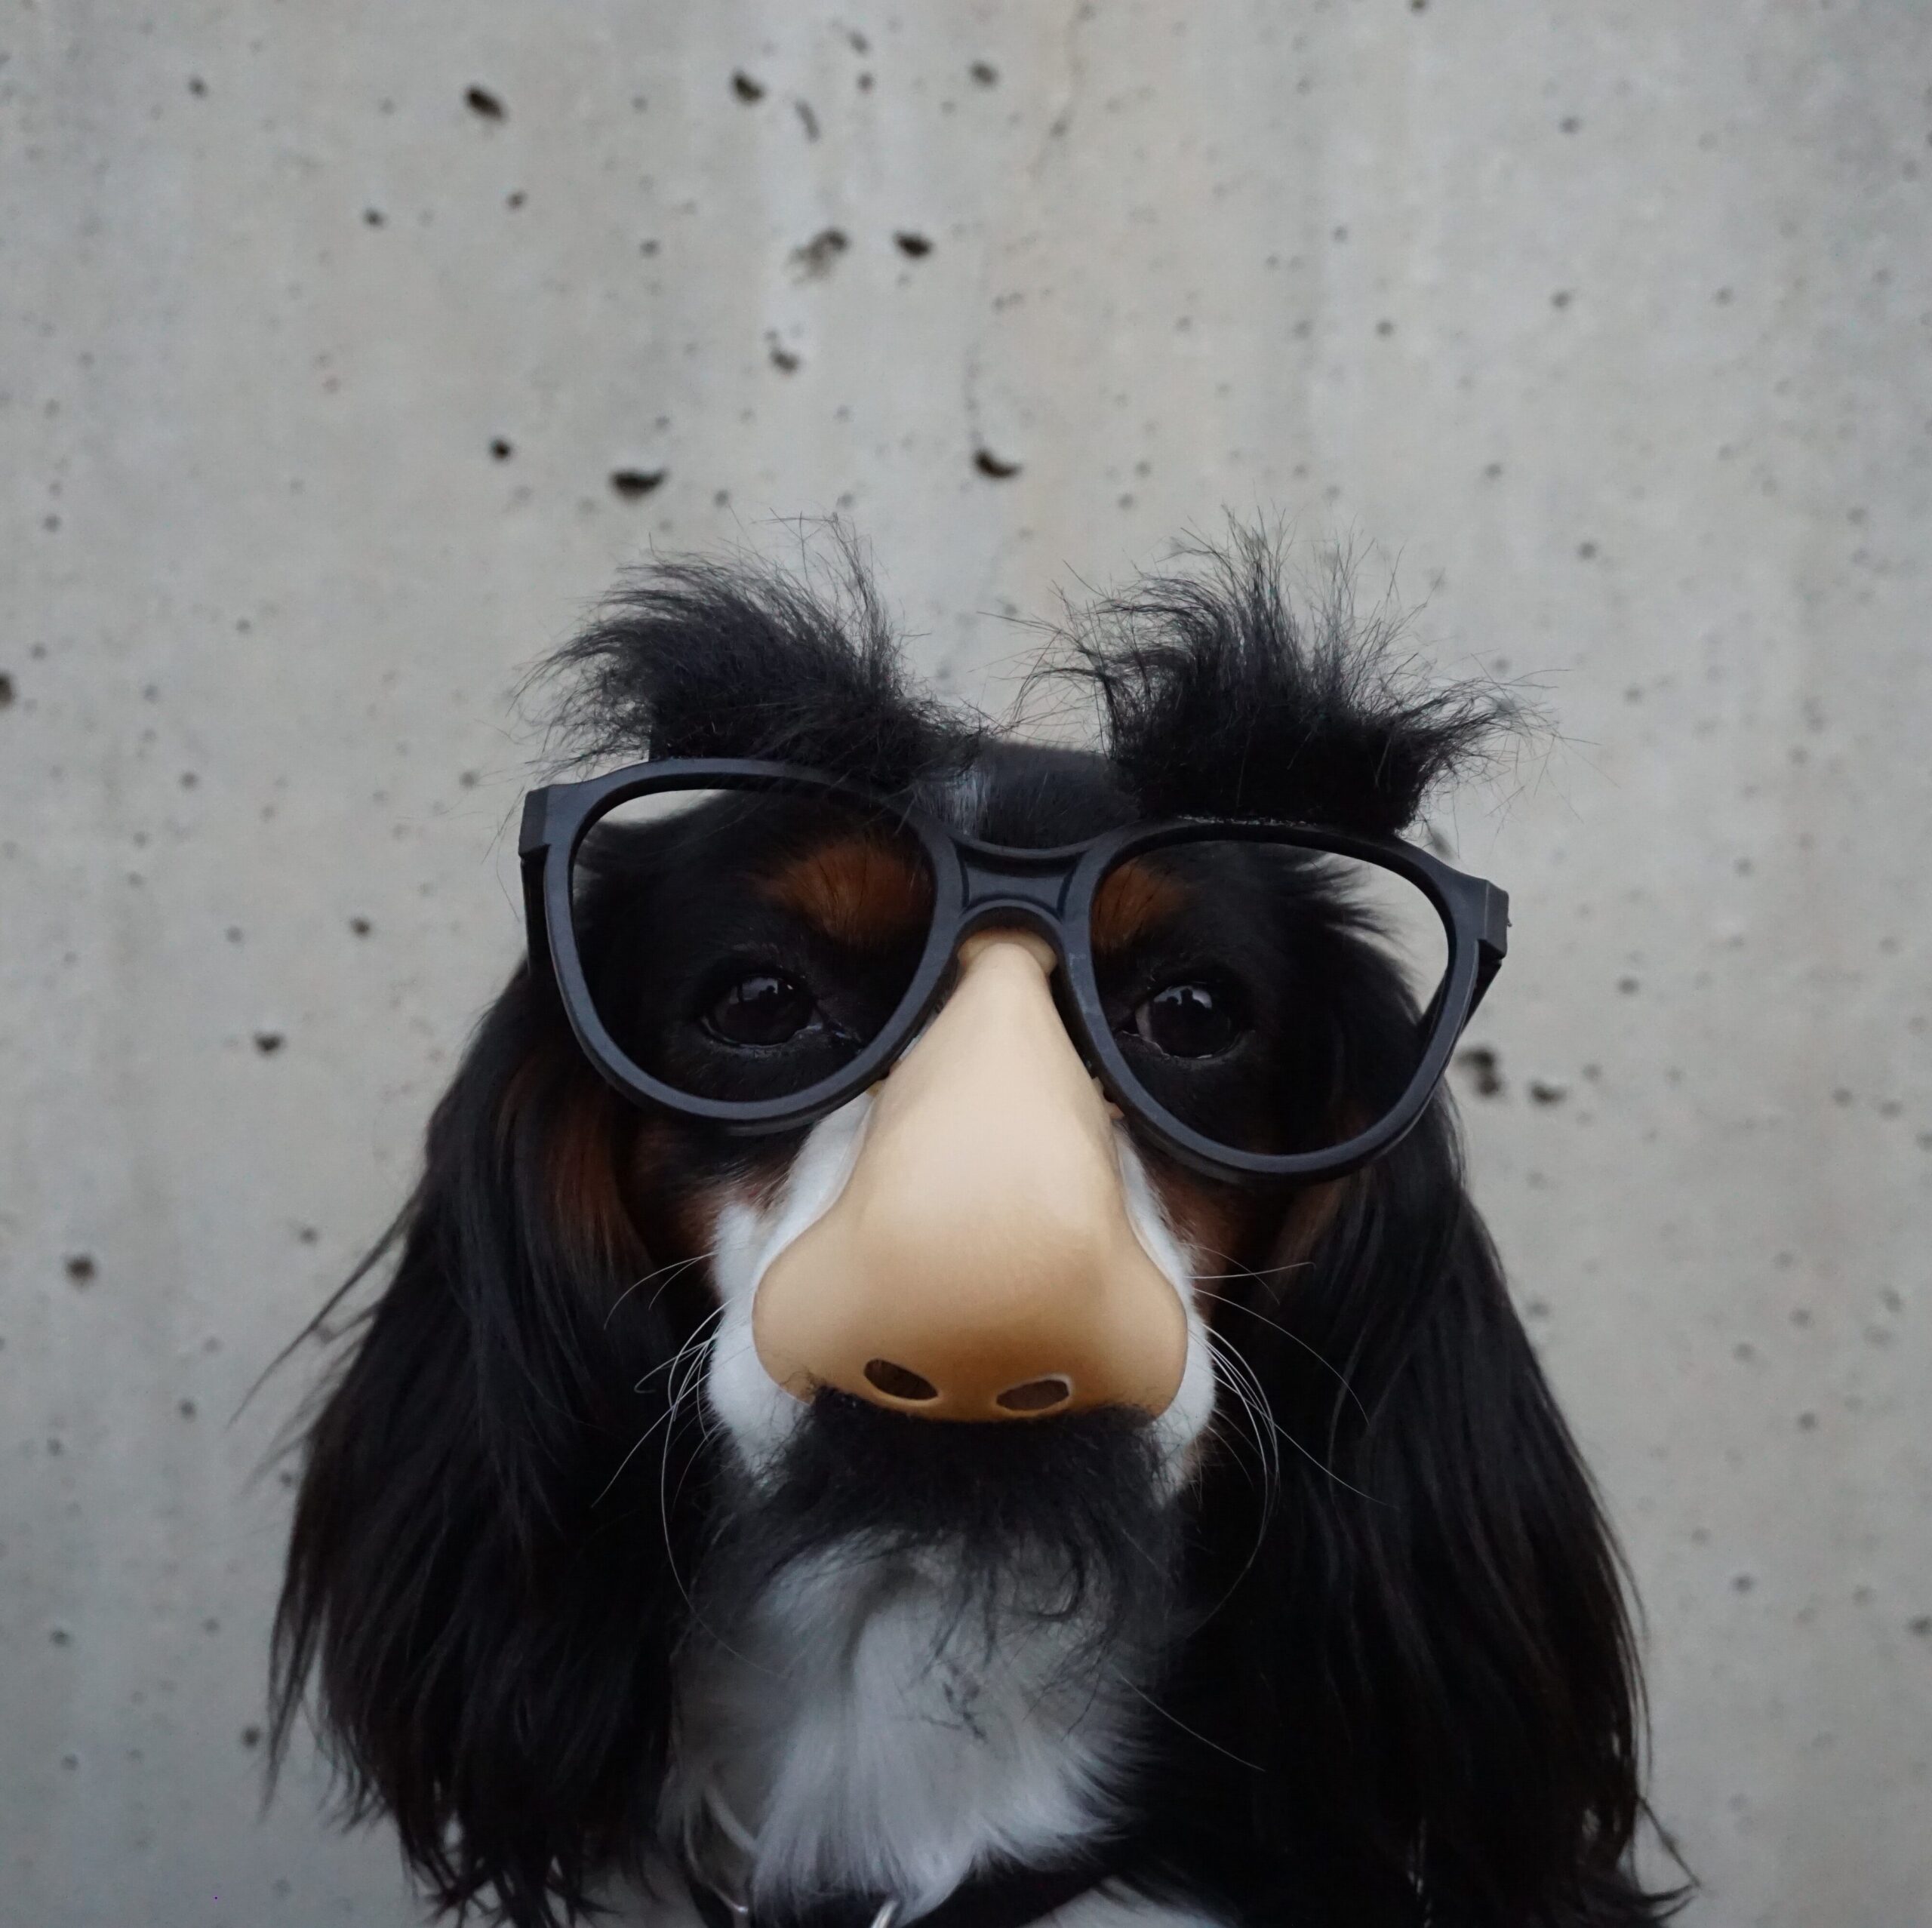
1091, 858, 1190, 952
761, 836, 934, 946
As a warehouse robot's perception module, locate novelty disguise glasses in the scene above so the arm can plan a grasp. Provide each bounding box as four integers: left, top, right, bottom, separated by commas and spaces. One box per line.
519, 758, 1509, 1183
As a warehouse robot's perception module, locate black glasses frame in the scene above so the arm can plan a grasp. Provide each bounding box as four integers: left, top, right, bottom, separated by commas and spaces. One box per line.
519, 758, 1509, 1183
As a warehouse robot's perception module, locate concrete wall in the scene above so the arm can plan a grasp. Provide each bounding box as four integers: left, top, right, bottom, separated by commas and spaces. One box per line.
5, 5, 1927, 1923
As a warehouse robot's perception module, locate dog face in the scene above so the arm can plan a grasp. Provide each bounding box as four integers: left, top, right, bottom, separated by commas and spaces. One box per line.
272, 537, 1669, 1928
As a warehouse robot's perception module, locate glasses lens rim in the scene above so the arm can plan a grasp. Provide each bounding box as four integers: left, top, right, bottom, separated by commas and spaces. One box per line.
552, 766, 956, 1127
1070, 821, 1469, 1175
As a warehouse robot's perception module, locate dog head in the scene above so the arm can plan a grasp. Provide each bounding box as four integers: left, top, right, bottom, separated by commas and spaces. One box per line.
273, 534, 1662, 1927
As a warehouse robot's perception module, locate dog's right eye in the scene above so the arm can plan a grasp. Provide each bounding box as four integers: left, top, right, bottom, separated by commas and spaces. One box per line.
702, 970, 825, 1048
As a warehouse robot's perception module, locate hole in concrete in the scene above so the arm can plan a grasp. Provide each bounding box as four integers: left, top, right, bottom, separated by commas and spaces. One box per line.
864, 1358, 938, 1401
974, 447, 1021, 480
996, 1375, 1072, 1413
466, 85, 505, 120
1456, 1045, 1503, 1097
792, 227, 849, 278
609, 468, 666, 500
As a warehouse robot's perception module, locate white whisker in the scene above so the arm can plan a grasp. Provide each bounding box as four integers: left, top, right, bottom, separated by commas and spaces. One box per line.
594, 1303, 728, 1510
604, 1250, 718, 1330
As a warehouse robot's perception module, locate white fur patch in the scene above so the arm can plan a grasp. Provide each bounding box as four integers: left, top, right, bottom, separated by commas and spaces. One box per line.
666, 1545, 1149, 1917
672, 1099, 1220, 1919
702, 1093, 876, 1471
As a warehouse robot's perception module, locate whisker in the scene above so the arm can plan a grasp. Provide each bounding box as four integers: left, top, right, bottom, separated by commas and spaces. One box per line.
1189, 1262, 1315, 1282
654, 1313, 736, 1614
604, 1250, 718, 1330
1197, 1329, 1280, 1612
1105, 1666, 1264, 1773
595, 1305, 727, 1508
1190, 1244, 1374, 1430
1195, 1285, 1374, 1432
1202, 1324, 1384, 1507
1202, 1328, 1280, 1493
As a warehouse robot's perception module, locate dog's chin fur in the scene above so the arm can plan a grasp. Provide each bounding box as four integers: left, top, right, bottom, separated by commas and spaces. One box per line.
663, 1100, 1211, 1917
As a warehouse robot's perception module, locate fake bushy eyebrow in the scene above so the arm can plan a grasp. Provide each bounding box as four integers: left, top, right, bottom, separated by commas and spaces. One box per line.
537, 528, 1515, 838
1049, 529, 1520, 837
538, 550, 976, 793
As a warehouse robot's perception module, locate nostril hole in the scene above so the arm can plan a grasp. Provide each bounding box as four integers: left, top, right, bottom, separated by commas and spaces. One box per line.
995, 1375, 1072, 1414
864, 1358, 939, 1402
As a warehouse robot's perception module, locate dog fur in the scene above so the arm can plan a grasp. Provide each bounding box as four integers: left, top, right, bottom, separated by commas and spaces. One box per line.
272, 531, 1678, 1928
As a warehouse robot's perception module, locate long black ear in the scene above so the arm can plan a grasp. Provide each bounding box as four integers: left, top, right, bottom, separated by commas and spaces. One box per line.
269, 973, 712, 1927
1158, 1105, 1681, 1927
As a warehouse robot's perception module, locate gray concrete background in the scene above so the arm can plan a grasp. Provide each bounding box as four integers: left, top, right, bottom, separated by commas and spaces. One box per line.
4, 4, 1928, 1923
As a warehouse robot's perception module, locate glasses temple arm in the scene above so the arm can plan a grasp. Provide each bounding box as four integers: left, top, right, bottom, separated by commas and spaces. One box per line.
518, 791, 561, 1002
1463, 882, 1511, 1025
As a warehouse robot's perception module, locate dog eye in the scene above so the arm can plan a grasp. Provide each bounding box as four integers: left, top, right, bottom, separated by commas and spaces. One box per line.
703, 970, 823, 1047
1129, 982, 1244, 1059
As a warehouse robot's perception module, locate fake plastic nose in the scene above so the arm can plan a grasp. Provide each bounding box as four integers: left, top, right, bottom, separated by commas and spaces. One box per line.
753, 930, 1188, 1422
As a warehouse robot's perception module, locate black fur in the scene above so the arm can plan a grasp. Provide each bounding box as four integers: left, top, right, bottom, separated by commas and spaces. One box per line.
539, 541, 974, 792
697, 1392, 1180, 1684
1055, 527, 1513, 835
270, 989, 715, 1925
1124, 1109, 1670, 1926
272, 534, 1679, 1928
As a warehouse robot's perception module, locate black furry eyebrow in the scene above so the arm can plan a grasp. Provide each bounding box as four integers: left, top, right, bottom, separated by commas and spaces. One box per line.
531, 540, 979, 795
1049, 527, 1520, 837
531, 525, 1518, 841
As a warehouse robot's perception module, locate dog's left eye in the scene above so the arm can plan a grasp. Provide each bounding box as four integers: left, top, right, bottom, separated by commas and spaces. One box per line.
1128, 981, 1245, 1059
703, 970, 826, 1047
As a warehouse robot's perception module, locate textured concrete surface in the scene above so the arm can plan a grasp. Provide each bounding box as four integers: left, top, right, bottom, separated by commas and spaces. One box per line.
4, 5, 1929, 1924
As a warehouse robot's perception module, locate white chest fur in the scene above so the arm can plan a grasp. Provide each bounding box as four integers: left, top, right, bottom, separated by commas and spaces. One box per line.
660, 1547, 1151, 1919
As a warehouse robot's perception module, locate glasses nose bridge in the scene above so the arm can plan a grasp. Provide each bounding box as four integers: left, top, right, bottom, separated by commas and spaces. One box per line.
952, 845, 1081, 949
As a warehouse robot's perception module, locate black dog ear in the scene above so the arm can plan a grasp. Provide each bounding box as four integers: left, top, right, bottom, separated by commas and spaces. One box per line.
270, 973, 709, 1927
1165, 1107, 1672, 1925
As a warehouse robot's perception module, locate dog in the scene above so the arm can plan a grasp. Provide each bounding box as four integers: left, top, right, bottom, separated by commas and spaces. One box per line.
272, 533, 1678, 1928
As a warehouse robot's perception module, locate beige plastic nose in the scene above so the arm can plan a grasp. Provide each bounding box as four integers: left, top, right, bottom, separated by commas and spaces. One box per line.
753, 929, 1187, 1422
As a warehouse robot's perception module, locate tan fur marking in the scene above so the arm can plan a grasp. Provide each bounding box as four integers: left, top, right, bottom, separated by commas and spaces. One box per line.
500, 1053, 651, 1271
1091, 859, 1190, 952
543, 1078, 648, 1269
761, 837, 933, 947
1267, 1176, 1352, 1270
